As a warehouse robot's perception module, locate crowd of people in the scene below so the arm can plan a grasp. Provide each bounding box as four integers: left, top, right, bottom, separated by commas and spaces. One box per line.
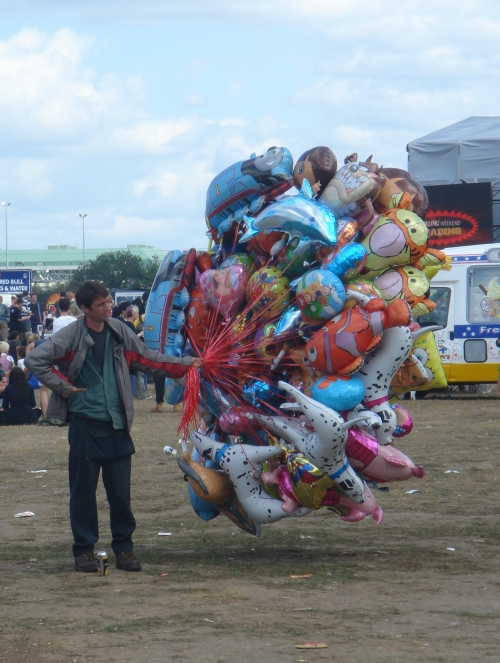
0, 287, 168, 427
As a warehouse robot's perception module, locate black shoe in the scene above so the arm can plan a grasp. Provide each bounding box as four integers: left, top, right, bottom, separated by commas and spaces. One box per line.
74, 551, 98, 573
115, 550, 142, 572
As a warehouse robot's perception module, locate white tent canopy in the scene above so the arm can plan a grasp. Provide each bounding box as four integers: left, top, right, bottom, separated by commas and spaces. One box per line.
407, 116, 500, 234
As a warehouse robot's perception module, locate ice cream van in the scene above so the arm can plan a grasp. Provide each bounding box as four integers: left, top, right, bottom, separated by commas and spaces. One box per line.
417, 243, 500, 385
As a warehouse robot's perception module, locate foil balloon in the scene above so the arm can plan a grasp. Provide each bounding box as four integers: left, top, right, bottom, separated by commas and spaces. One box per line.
296, 269, 345, 323
247, 230, 285, 256
373, 266, 436, 317
246, 266, 291, 319
343, 278, 383, 309
311, 375, 365, 412
361, 198, 430, 279
274, 237, 316, 278
242, 380, 281, 407
186, 283, 214, 351
240, 179, 337, 254
261, 466, 302, 514
392, 403, 414, 437
322, 483, 383, 524
305, 297, 412, 375
292, 146, 337, 196
411, 331, 448, 390
189, 431, 310, 523
195, 251, 214, 273
219, 253, 255, 271
200, 264, 249, 317
205, 146, 294, 237
346, 428, 425, 483
274, 304, 302, 339
219, 406, 261, 435
321, 243, 367, 281
374, 167, 429, 218
318, 154, 385, 220
254, 322, 280, 362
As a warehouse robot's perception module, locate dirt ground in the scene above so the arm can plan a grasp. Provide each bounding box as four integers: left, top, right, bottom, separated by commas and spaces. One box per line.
1, 395, 499, 663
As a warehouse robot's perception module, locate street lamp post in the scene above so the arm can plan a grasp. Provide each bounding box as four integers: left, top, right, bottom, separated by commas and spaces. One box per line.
79, 213, 87, 279
1, 202, 10, 269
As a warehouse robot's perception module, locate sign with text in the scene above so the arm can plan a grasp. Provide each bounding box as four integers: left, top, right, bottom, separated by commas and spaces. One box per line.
423, 182, 493, 248
0, 269, 32, 294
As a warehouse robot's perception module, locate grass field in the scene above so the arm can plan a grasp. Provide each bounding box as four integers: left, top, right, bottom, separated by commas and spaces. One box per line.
1, 396, 499, 662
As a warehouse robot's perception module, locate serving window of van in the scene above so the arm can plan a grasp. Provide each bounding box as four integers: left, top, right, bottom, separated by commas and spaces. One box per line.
418, 287, 451, 328
467, 266, 500, 323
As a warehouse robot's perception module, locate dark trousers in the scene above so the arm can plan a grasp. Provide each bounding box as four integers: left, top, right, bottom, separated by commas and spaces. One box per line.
154, 376, 165, 404
68, 418, 136, 557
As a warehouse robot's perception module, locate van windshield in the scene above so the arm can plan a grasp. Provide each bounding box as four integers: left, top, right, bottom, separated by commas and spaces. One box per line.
418, 287, 451, 328
467, 265, 500, 323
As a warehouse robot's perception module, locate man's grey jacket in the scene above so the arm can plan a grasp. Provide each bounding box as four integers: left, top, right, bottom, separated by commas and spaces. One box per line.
25, 317, 192, 430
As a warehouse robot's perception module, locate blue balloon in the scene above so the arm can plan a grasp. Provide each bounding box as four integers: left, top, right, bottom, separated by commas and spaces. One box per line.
322, 243, 367, 281
311, 375, 365, 412
242, 380, 281, 407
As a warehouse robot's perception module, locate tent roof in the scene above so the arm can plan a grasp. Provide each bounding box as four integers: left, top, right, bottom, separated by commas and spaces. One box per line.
407, 116, 500, 188
407, 116, 500, 150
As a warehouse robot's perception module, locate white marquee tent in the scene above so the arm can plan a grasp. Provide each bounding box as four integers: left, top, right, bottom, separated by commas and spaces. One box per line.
407, 116, 500, 238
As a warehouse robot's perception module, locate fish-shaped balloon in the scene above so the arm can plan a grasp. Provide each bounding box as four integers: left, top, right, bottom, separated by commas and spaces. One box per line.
305, 297, 412, 375
239, 179, 337, 254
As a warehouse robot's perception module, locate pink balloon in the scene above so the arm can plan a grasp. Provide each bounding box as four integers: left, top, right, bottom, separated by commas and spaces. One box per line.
346, 428, 425, 483
199, 265, 249, 317
321, 483, 383, 524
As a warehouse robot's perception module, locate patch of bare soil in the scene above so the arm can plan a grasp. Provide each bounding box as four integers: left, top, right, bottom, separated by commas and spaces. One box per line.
1, 398, 499, 662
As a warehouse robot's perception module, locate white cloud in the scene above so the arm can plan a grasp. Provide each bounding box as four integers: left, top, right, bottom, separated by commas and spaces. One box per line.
133, 170, 179, 197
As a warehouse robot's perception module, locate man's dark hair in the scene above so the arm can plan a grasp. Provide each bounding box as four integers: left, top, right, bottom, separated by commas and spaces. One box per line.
22, 290, 29, 297
58, 297, 71, 313
59, 291, 67, 298
75, 281, 109, 309
142, 290, 150, 302
8, 331, 19, 341
118, 301, 129, 313
16, 297, 23, 306
16, 345, 27, 358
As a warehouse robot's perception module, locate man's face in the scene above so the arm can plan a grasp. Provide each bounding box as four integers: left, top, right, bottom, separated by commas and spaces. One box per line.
32, 295, 37, 303
81, 296, 111, 323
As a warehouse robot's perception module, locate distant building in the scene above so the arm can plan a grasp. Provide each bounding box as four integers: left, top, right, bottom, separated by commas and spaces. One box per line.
0, 244, 165, 288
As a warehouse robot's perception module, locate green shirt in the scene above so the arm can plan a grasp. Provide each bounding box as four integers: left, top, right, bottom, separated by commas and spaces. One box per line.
69, 327, 127, 430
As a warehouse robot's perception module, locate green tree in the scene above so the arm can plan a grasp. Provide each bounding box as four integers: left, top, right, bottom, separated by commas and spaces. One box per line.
69, 250, 160, 290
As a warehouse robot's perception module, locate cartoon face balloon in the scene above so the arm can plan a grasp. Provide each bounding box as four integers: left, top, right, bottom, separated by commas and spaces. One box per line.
373, 266, 436, 316
361, 202, 429, 279
292, 146, 337, 196
186, 284, 214, 351
374, 167, 429, 218
246, 267, 291, 319
318, 154, 385, 219
296, 269, 345, 323
200, 264, 249, 317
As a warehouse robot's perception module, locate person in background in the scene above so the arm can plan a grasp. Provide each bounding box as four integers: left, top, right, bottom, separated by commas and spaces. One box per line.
16, 345, 27, 370
29, 294, 45, 333
25, 280, 202, 573
0, 295, 9, 341
54, 291, 67, 318
26, 336, 49, 420
0, 341, 15, 375
52, 298, 77, 334
9, 298, 31, 343
0, 371, 7, 405
21, 291, 33, 340
0, 366, 41, 425
8, 331, 21, 364
66, 291, 84, 319
125, 305, 149, 400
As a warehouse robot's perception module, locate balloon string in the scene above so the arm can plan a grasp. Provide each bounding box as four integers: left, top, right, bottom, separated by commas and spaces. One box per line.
176, 366, 201, 440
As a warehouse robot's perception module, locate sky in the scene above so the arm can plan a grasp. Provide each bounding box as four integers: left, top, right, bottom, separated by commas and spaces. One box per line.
0, 0, 499, 253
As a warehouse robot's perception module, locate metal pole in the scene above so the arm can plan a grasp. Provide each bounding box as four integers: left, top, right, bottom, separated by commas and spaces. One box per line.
2, 203, 10, 269
79, 214, 87, 279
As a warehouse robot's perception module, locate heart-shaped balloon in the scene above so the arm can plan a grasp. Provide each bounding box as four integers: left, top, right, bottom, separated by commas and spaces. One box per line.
200, 264, 249, 317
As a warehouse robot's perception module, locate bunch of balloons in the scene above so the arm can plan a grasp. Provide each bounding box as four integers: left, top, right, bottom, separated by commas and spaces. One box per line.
145, 145, 450, 537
